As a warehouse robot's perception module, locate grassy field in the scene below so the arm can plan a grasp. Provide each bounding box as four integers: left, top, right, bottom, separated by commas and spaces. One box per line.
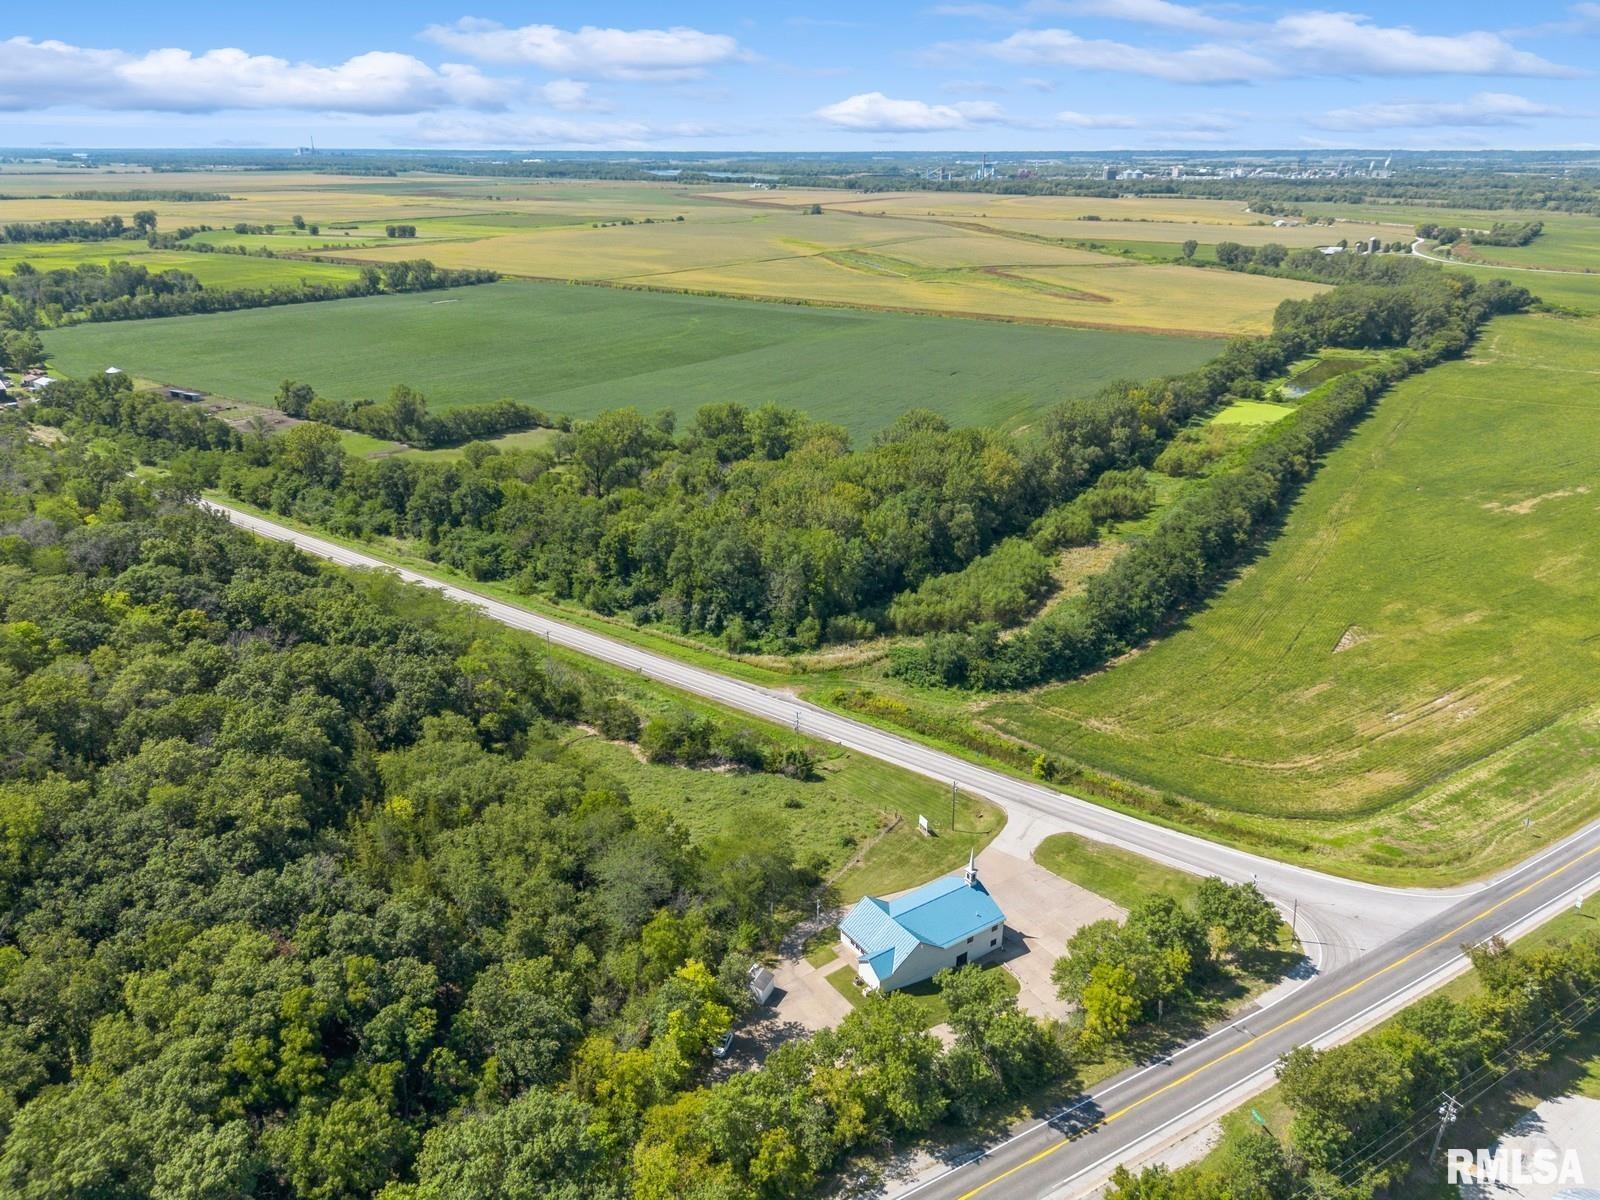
0, 239, 362, 288
42, 279, 1222, 440
1210, 399, 1295, 425
1033, 832, 1205, 911
563, 735, 1001, 904
983, 312, 1600, 882
1457, 220, 1600, 271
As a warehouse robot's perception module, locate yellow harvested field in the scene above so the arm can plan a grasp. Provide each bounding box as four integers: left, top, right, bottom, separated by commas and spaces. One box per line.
699, 187, 1406, 248
980, 215, 1400, 248
2, 171, 1322, 335
342, 205, 1320, 335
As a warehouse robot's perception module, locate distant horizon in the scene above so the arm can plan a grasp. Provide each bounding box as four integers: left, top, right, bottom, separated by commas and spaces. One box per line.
4, 146, 1597, 158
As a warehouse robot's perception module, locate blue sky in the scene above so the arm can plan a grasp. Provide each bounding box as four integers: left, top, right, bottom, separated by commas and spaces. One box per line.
3, 1, 1597, 150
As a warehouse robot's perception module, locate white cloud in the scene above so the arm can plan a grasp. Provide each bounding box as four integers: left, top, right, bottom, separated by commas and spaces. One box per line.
934, 0, 1236, 31
1268, 12, 1581, 78
985, 29, 1275, 82
1035, 0, 1240, 35
0, 38, 507, 114
1313, 91, 1565, 130
537, 79, 605, 111
815, 91, 1009, 131
959, 9, 1583, 86
1056, 109, 1141, 127
422, 19, 744, 80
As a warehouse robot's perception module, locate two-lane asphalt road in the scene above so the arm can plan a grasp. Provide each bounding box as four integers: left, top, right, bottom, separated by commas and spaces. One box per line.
896, 824, 1600, 1200
204, 499, 1600, 1198
203, 499, 1468, 965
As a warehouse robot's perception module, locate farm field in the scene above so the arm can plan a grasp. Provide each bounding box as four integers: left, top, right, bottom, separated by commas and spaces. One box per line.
1457, 219, 1600, 271
42, 278, 1223, 440
342, 205, 1318, 335
703, 187, 1404, 246
982, 312, 1600, 882
5, 173, 1322, 335
1431, 254, 1600, 314
0, 238, 362, 287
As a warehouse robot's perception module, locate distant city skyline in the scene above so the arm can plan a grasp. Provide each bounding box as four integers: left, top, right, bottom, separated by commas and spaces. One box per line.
2, 1, 1597, 150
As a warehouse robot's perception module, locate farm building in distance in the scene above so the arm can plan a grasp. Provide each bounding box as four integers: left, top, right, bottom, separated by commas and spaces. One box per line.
839, 854, 1006, 993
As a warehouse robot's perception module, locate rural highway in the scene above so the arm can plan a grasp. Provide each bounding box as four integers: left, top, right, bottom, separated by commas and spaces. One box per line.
203, 499, 1469, 964
204, 499, 1600, 1197
896, 821, 1600, 1200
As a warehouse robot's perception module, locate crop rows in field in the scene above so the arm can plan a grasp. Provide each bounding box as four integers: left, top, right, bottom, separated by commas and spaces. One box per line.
981, 312, 1600, 879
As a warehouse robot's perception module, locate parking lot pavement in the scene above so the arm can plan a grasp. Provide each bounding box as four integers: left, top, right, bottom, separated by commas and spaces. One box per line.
977, 846, 1123, 1020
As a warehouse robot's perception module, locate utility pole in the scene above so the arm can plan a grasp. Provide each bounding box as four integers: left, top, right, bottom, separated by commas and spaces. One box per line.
950, 780, 958, 832
1429, 1093, 1461, 1163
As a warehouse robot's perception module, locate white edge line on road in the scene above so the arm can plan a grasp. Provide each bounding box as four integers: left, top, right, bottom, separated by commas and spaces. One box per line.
889, 865, 1600, 1200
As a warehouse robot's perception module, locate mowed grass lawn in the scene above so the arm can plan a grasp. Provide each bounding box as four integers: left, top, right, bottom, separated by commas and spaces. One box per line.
42, 279, 1221, 440
985, 313, 1600, 882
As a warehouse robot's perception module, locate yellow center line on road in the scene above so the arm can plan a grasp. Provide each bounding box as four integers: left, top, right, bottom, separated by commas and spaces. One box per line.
954, 842, 1600, 1200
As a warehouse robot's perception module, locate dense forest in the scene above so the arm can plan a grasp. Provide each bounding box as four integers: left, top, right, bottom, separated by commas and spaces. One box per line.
51, 257, 1526, 685
0, 422, 816, 1197
5, 421, 1253, 1198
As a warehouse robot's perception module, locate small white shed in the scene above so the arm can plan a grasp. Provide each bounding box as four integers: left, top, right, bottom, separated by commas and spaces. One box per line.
748, 963, 776, 1005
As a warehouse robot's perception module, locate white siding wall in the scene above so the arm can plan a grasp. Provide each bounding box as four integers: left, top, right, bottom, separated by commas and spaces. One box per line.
877, 926, 1006, 992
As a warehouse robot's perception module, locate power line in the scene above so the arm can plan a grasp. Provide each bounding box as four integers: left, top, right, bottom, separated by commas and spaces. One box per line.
1288, 987, 1600, 1196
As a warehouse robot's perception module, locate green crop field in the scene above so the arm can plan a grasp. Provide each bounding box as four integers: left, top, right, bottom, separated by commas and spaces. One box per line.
983, 312, 1600, 883
42, 278, 1222, 440
0, 239, 362, 288
1458, 220, 1600, 271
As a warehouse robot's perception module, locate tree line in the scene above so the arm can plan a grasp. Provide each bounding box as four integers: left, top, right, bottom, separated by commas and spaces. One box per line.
61, 188, 231, 202
0, 256, 498, 333
887, 268, 1531, 688
0, 259, 202, 329
1, 213, 157, 242
274, 380, 555, 451
79, 261, 498, 324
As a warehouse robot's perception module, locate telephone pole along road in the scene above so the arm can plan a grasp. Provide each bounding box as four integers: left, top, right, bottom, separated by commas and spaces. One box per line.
206, 500, 1600, 1196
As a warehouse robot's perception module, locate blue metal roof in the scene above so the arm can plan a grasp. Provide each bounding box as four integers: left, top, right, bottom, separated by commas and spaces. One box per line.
888, 874, 1004, 948
839, 872, 1005, 981
840, 896, 921, 979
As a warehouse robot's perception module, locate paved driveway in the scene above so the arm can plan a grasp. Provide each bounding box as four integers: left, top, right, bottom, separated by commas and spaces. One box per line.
977, 846, 1122, 1020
